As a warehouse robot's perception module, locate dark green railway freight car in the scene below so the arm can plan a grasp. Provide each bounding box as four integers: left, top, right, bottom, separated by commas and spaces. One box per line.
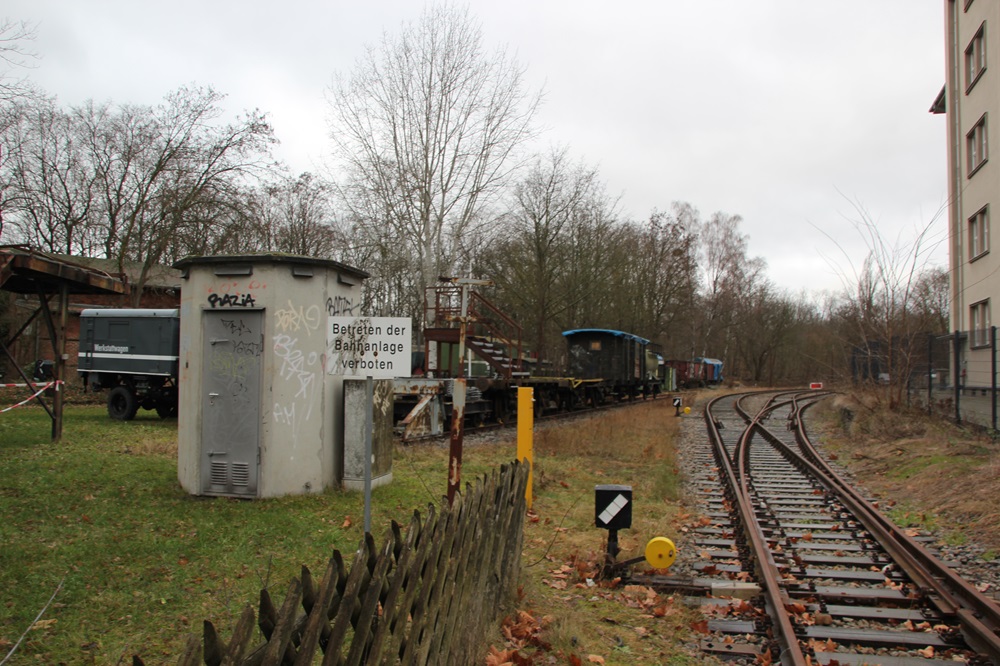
562, 328, 661, 400
77, 308, 180, 420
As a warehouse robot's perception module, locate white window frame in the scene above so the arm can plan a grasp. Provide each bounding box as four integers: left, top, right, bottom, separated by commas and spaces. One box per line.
968, 114, 989, 176
966, 23, 987, 91
971, 299, 991, 348
969, 205, 990, 260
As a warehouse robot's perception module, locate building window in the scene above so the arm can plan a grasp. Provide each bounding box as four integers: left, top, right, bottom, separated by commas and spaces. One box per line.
968, 114, 988, 176
971, 300, 991, 347
966, 23, 987, 91
969, 205, 990, 260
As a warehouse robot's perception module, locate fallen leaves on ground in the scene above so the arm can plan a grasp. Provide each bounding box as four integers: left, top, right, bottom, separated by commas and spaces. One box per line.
484, 609, 554, 664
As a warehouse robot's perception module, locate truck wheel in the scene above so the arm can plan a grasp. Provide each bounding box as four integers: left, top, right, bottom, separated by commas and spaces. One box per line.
108, 386, 139, 421
156, 401, 178, 419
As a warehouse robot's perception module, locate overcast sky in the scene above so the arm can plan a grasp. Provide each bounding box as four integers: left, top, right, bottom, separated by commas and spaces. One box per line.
6, 1, 948, 298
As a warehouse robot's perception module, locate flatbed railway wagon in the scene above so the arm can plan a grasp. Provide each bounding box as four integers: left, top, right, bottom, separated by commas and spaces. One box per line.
77, 308, 180, 420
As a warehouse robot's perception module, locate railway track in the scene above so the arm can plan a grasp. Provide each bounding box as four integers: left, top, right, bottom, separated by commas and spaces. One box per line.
633, 390, 1000, 665
397, 388, 671, 444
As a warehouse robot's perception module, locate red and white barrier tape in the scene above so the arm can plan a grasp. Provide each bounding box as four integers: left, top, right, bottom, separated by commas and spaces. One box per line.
0, 381, 62, 414
0, 382, 57, 388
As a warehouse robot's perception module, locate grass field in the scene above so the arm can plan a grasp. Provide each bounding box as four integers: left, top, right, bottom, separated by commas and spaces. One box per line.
0, 398, 705, 665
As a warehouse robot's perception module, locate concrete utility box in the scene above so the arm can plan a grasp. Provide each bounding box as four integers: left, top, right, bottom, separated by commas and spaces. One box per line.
174, 254, 368, 498
342, 379, 394, 490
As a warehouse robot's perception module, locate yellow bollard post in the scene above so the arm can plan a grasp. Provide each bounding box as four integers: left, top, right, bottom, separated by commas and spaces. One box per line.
517, 387, 534, 509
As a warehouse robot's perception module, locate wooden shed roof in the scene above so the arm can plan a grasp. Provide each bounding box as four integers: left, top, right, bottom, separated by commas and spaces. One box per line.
0, 246, 128, 296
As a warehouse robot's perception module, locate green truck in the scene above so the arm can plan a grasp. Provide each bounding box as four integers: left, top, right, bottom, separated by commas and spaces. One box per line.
77, 308, 180, 420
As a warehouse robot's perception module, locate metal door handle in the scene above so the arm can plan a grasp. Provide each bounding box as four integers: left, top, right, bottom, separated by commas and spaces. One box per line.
209, 392, 219, 397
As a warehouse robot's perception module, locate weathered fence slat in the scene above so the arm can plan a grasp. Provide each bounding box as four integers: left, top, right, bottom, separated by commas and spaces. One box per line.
383, 505, 439, 663
344, 528, 397, 665
408, 492, 464, 666
219, 605, 257, 666
322, 533, 376, 664
258, 589, 277, 642
292, 552, 342, 665
260, 577, 302, 664
301, 565, 317, 616
204, 620, 227, 666
366, 511, 422, 662
173, 460, 529, 666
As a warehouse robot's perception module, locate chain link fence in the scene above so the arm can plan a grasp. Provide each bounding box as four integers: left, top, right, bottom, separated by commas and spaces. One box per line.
909, 328, 1000, 432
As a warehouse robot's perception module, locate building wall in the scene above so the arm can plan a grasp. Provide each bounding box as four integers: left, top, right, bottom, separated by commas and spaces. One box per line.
944, 0, 1000, 386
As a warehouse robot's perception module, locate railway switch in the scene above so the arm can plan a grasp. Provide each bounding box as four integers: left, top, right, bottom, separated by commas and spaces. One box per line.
644, 536, 676, 569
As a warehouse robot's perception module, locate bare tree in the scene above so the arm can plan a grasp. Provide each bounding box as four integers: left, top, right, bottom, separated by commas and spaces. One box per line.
75, 87, 275, 302
823, 202, 946, 408
605, 206, 699, 347
2, 98, 97, 254
481, 147, 606, 364
0, 19, 42, 240
263, 172, 342, 257
696, 212, 765, 364
732, 281, 797, 383
328, 4, 540, 325
0, 19, 39, 107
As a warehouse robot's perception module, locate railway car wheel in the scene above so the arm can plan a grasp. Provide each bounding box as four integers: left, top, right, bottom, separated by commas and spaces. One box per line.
534, 394, 545, 418
108, 386, 139, 421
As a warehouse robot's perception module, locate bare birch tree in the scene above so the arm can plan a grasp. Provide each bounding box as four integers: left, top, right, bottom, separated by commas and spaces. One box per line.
327, 4, 540, 324
697, 212, 765, 362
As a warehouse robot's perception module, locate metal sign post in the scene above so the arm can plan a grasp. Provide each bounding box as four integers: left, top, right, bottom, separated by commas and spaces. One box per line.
595, 484, 633, 574
327, 316, 411, 534
364, 376, 373, 533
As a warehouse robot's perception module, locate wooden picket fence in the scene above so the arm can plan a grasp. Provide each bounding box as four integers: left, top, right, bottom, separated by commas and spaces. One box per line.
142, 460, 529, 666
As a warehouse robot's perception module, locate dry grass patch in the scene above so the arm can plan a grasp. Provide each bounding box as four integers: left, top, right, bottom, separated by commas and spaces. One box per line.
490, 400, 710, 665
810, 393, 1000, 549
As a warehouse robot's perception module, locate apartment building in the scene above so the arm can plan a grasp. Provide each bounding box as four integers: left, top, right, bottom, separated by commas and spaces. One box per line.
938, 0, 1000, 387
